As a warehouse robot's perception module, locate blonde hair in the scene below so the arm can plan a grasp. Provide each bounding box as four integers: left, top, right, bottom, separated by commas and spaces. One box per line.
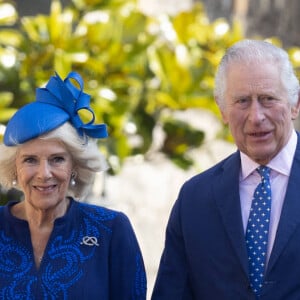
0, 122, 108, 200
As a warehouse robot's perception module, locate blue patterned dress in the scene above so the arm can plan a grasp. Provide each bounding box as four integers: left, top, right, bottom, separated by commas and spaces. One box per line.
0, 199, 147, 299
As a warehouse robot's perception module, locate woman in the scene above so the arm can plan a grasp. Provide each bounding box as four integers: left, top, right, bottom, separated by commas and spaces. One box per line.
0, 72, 147, 299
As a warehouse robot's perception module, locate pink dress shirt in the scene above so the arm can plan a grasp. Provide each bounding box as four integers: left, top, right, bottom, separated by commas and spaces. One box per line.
239, 130, 297, 263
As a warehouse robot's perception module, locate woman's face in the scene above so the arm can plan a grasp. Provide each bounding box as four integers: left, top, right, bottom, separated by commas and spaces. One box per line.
15, 138, 74, 212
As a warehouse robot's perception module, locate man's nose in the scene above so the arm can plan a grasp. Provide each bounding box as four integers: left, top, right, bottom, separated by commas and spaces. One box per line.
248, 99, 266, 123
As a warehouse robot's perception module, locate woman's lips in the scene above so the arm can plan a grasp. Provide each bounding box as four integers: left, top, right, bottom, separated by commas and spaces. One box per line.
34, 185, 57, 192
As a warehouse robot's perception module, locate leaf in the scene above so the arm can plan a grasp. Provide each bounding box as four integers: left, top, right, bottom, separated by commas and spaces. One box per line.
0, 2, 17, 26
0, 0, 248, 172
0, 108, 17, 122
0, 92, 14, 107
0, 29, 23, 47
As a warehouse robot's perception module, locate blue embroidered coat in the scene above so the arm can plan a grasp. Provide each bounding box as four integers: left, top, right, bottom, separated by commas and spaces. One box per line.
0, 199, 147, 299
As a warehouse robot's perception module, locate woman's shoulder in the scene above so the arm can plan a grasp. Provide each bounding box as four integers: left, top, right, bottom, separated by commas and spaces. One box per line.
0, 204, 5, 219
0, 200, 17, 216
73, 200, 129, 225
70, 200, 136, 240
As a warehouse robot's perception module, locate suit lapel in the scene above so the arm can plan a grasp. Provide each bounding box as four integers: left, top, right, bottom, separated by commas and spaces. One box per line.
213, 152, 250, 276
267, 139, 300, 272
212, 133, 300, 278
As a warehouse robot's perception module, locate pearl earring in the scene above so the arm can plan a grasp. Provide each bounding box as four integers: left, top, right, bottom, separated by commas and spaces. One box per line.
70, 178, 76, 186
12, 179, 17, 186
70, 172, 76, 186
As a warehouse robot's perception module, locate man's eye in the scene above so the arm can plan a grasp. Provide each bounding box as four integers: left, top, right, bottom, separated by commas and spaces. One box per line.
235, 98, 250, 107
262, 96, 274, 101
260, 96, 276, 106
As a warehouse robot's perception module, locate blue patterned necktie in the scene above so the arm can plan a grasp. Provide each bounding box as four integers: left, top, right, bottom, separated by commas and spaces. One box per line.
245, 166, 272, 296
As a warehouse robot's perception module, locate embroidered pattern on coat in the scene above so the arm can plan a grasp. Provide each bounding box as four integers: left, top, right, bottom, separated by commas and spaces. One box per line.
0, 204, 117, 299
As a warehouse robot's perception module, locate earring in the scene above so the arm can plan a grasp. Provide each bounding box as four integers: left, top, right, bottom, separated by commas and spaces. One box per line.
70, 172, 76, 186
12, 179, 17, 186
70, 178, 76, 186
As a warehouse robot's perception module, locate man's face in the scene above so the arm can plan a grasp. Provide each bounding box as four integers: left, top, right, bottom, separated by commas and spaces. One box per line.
220, 61, 300, 164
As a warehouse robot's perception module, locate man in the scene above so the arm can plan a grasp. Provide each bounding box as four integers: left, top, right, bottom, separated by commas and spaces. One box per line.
151, 40, 300, 299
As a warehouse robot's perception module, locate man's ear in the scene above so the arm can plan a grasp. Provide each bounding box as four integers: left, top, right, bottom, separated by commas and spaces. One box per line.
221, 110, 229, 124
216, 97, 229, 124
291, 91, 300, 120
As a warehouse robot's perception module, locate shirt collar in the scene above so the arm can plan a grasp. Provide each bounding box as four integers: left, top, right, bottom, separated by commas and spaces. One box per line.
240, 130, 297, 180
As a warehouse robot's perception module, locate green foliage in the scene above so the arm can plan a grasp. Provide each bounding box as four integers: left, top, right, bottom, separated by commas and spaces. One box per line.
162, 118, 205, 169
0, 0, 244, 173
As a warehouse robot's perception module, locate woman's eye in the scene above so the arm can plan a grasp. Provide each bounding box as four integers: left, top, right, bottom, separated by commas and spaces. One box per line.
52, 156, 65, 164
23, 157, 36, 164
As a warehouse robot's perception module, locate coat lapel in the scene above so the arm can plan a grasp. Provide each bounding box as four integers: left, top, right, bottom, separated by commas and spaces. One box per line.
212, 133, 300, 278
213, 152, 250, 276
267, 139, 300, 272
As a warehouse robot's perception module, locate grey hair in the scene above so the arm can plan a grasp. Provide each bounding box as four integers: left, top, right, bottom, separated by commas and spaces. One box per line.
214, 39, 300, 110
0, 122, 108, 200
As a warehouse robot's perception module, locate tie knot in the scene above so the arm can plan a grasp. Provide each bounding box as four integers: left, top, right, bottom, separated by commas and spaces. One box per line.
257, 165, 271, 179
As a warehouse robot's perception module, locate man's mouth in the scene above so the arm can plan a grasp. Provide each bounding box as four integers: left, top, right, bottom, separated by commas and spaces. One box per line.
249, 131, 270, 137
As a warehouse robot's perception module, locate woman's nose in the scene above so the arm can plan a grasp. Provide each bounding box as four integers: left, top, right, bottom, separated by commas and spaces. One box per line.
37, 160, 52, 179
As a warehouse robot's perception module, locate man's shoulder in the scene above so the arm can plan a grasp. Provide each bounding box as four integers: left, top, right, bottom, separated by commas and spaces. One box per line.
185, 151, 240, 186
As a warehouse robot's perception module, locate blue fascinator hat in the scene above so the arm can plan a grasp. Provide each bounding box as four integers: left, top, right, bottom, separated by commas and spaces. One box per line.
4, 71, 108, 146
